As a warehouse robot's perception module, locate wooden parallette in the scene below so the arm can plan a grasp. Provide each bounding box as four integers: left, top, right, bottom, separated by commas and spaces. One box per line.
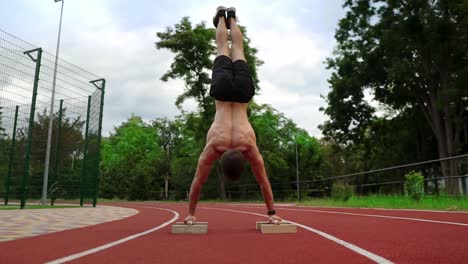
172, 222, 208, 234
256, 221, 297, 234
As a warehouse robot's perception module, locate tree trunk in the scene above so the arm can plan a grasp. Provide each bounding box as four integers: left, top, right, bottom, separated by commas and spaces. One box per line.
443, 156, 460, 195
424, 92, 460, 195
434, 118, 459, 195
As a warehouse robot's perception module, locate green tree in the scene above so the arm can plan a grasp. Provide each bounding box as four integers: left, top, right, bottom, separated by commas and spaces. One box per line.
319, 138, 345, 178
250, 103, 290, 182
156, 17, 263, 114
165, 113, 207, 199
346, 110, 437, 195
156, 17, 215, 115
294, 130, 322, 182
246, 103, 323, 199
322, 0, 468, 194
11, 108, 86, 198
152, 117, 183, 199
100, 115, 163, 200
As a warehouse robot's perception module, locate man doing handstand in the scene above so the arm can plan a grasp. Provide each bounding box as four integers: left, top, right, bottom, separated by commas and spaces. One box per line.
184, 6, 282, 225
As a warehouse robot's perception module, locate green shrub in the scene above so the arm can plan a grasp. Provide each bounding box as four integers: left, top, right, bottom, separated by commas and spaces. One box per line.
283, 190, 311, 201
331, 183, 354, 201
404, 171, 424, 201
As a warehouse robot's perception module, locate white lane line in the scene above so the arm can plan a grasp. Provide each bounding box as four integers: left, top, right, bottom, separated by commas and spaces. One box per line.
267, 207, 468, 227
222, 203, 297, 207
292, 205, 468, 214
45, 207, 179, 264
153, 202, 468, 214
370, 208, 468, 214
200, 207, 393, 264
206, 202, 468, 214
220, 204, 468, 227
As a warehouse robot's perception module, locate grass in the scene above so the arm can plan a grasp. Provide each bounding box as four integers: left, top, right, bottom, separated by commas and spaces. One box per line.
96, 195, 468, 211
297, 195, 468, 211
8, 195, 464, 211
97, 195, 468, 211
0, 204, 81, 210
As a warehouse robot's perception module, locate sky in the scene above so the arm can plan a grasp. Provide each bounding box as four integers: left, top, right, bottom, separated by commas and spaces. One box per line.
1, 0, 346, 137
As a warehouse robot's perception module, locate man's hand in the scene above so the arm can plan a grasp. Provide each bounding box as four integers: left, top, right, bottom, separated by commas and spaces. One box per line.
184, 215, 197, 225
268, 214, 282, 225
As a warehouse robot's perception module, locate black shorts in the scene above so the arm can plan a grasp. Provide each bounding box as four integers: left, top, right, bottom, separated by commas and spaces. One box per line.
210, 55, 255, 103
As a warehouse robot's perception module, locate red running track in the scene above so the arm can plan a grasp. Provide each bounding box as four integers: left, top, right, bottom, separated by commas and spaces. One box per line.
1, 202, 467, 264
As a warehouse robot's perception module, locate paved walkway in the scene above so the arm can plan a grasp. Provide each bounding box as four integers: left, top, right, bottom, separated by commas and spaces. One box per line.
0, 205, 138, 242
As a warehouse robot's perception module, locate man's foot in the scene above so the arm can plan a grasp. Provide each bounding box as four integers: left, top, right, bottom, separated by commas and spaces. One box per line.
213, 6, 227, 28
226, 7, 237, 29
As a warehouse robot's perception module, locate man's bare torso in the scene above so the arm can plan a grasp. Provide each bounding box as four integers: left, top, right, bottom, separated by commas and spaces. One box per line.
206, 101, 256, 154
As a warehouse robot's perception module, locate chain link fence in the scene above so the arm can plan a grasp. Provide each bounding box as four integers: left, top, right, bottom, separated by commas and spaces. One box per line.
0, 29, 105, 208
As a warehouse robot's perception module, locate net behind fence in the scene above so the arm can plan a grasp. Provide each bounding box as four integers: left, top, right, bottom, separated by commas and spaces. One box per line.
227, 154, 468, 200
0, 29, 105, 207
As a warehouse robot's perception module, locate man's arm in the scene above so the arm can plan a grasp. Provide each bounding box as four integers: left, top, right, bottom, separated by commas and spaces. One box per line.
187, 145, 219, 217
244, 145, 276, 213
245, 145, 282, 223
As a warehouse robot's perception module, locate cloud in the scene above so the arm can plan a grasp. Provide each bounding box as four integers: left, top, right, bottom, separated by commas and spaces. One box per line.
1, 0, 345, 138
64, 26, 190, 134
179, 0, 341, 137
240, 4, 338, 137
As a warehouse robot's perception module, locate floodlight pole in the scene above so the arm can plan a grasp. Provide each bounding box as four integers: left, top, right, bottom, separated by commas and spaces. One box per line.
295, 138, 300, 200
42, 0, 64, 204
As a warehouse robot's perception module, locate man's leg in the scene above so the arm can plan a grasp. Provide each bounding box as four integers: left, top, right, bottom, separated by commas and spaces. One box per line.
229, 15, 246, 62
216, 15, 230, 58
228, 9, 254, 103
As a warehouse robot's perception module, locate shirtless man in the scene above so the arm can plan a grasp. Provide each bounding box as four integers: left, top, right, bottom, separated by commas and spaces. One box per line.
183, 6, 282, 225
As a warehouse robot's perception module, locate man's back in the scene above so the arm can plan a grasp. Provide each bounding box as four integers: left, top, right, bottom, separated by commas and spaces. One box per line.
208, 101, 255, 153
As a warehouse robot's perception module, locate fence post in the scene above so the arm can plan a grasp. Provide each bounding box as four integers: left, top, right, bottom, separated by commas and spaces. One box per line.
91, 79, 105, 207
80, 96, 92, 206
21, 48, 42, 209
50, 100, 63, 206
326, 179, 333, 197
356, 174, 362, 195
4, 106, 19, 205
400, 172, 405, 195
434, 174, 439, 197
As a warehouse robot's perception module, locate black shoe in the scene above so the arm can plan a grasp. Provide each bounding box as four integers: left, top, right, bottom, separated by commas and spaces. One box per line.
226, 7, 236, 28
213, 6, 227, 28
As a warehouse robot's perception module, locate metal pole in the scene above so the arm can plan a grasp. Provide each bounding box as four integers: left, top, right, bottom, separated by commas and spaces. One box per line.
90, 79, 106, 207
50, 100, 63, 206
165, 176, 168, 199
295, 139, 299, 200
4, 106, 19, 205
21, 48, 43, 209
42, 0, 64, 204
80, 96, 92, 206
165, 146, 169, 199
